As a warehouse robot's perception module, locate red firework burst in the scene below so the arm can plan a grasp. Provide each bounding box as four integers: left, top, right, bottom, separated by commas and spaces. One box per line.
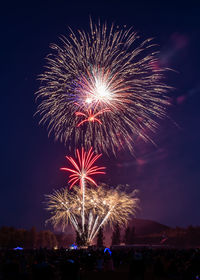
75, 109, 110, 127
60, 147, 106, 189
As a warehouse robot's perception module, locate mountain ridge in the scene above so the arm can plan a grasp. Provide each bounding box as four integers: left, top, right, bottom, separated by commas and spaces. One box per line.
103, 217, 170, 246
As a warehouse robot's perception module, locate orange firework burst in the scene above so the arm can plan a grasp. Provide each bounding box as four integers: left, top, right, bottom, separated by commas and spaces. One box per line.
45, 184, 139, 244
60, 147, 106, 189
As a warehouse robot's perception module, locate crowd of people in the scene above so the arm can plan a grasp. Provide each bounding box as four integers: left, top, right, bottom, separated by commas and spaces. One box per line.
0, 247, 200, 280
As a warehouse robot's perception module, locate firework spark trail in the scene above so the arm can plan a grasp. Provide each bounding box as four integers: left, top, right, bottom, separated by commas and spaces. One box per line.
88, 205, 114, 242
36, 20, 171, 155
45, 188, 80, 232
88, 215, 99, 242
87, 211, 93, 239
75, 108, 110, 127
81, 177, 85, 232
60, 147, 105, 189
60, 147, 105, 234
45, 185, 139, 245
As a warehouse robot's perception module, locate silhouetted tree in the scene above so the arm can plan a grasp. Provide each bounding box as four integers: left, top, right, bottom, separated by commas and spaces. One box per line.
0, 227, 9, 248
186, 225, 200, 247
30, 227, 37, 248
0, 226, 59, 249
96, 227, 104, 247
37, 231, 46, 247
112, 223, 121, 245
124, 226, 135, 244
124, 226, 131, 244
51, 233, 58, 248
55, 232, 74, 248
44, 231, 51, 248
124, 226, 130, 244
130, 226, 135, 244
75, 228, 88, 246
23, 229, 30, 248
76, 231, 82, 246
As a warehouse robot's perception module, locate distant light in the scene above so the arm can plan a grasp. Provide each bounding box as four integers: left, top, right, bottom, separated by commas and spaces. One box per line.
67, 259, 75, 263
69, 244, 78, 250
14, 247, 23, 250
104, 247, 112, 255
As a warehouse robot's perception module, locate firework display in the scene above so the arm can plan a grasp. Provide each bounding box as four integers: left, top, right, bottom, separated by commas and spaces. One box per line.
61, 147, 105, 189
45, 185, 139, 245
61, 147, 105, 233
37, 20, 171, 246
36, 20, 170, 155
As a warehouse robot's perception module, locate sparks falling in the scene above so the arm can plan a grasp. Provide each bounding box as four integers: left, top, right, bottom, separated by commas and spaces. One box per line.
45, 185, 139, 245
36, 20, 171, 155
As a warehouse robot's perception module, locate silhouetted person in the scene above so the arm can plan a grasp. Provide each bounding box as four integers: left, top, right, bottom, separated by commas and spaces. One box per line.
60, 258, 80, 280
32, 254, 54, 280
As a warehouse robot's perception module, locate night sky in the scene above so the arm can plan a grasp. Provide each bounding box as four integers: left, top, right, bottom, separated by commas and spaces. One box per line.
1, 0, 200, 230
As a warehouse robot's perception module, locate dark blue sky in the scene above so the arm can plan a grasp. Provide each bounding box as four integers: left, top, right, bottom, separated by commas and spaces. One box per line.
1, 0, 200, 230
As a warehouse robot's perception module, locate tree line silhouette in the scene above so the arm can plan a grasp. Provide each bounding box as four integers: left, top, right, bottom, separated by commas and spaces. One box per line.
1, 224, 200, 249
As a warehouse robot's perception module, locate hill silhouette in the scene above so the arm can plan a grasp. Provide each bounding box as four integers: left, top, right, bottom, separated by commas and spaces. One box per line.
103, 218, 170, 246
53, 218, 170, 246
129, 218, 170, 236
